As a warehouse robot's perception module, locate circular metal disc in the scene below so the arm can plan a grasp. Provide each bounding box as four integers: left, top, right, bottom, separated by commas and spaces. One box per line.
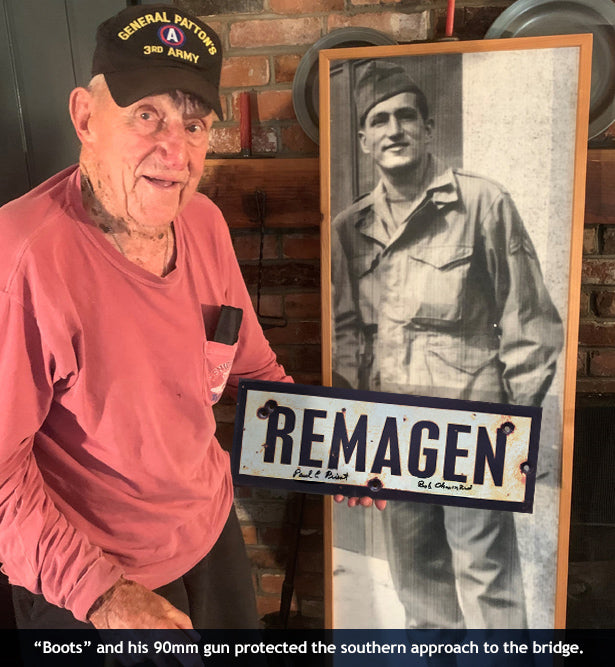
292, 28, 398, 144
485, 0, 615, 138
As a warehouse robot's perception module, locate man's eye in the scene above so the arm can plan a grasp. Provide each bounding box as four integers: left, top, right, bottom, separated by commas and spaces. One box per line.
137, 109, 161, 124
370, 115, 388, 126
398, 110, 418, 122
186, 122, 204, 133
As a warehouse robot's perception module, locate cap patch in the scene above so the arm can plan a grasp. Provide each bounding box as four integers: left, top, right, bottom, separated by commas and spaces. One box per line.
158, 25, 185, 46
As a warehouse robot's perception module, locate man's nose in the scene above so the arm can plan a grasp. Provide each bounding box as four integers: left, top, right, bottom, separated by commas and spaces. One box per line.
155, 121, 188, 168
386, 115, 403, 136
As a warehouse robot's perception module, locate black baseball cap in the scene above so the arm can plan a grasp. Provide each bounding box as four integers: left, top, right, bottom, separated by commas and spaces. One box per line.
92, 3, 224, 119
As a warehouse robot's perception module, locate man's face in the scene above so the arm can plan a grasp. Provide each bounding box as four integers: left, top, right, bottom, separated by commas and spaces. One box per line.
83, 84, 213, 227
359, 92, 433, 173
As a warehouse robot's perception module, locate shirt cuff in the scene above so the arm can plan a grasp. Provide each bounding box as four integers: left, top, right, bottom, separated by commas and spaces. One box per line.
64, 557, 125, 622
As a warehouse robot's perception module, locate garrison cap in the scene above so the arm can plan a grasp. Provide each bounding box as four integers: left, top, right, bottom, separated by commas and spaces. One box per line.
355, 60, 428, 126
92, 3, 223, 119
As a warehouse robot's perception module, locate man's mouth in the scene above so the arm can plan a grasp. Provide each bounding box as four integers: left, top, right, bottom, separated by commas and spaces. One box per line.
384, 142, 409, 152
142, 175, 182, 188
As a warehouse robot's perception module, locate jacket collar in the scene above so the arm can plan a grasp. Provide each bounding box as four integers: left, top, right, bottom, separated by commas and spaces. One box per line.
355, 157, 460, 244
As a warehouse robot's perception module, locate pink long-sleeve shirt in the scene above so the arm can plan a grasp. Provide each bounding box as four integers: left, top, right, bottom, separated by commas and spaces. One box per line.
0, 166, 290, 621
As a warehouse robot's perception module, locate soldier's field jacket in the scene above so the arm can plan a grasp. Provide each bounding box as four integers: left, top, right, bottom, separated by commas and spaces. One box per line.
331, 162, 564, 407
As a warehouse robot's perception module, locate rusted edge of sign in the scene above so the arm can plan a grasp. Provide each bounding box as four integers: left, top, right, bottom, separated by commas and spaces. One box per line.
231, 380, 542, 512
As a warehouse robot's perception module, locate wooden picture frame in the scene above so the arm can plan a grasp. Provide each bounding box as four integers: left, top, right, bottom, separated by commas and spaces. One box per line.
319, 35, 592, 629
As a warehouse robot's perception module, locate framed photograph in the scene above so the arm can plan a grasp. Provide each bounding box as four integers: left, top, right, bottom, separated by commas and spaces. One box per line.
319, 35, 592, 629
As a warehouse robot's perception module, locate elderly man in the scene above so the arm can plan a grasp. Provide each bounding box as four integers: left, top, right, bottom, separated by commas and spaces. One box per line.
0, 4, 290, 630
332, 61, 563, 628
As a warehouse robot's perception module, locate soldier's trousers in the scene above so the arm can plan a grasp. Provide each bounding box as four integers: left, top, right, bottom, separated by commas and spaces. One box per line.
383, 500, 527, 629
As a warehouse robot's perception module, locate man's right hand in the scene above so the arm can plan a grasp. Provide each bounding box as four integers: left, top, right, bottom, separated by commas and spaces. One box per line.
88, 578, 193, 629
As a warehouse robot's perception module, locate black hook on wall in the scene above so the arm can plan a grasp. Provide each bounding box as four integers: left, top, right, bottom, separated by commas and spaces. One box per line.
253, 189, 288, 330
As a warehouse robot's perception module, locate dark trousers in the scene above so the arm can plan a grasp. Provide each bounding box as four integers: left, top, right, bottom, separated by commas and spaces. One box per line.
12, 506, 258, 629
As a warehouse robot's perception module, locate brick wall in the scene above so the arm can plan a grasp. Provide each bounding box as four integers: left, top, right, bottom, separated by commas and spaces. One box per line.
578, 152, 615, 395
176, 0, 615, 628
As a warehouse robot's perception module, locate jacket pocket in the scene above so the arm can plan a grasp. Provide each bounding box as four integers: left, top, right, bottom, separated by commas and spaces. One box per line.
406, 244, 473, 325
203, 340, 238, 405
429, 336, 499, 375
424, 335, 504, 402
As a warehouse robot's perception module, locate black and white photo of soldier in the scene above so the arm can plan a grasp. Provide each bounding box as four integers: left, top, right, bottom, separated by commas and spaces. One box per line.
330, 57, 566, 629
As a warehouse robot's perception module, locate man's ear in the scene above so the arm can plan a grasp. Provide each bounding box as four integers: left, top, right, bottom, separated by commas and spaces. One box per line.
425, 117, 435, 141
69, 87, 95, 144
358, 130, 370, 155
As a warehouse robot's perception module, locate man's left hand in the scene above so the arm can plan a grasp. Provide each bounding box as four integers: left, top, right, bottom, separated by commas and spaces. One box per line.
334, 494, 386, 511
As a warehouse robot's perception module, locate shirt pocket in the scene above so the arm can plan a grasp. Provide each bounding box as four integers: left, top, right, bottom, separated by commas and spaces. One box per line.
203, 340, 238, 405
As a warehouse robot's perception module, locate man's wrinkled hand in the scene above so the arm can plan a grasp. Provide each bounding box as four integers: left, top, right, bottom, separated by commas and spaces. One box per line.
88, 578, 193, 630
334, 494, 386, 511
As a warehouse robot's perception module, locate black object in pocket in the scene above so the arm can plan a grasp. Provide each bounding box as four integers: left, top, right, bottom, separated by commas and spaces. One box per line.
213, 305, 243, 345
